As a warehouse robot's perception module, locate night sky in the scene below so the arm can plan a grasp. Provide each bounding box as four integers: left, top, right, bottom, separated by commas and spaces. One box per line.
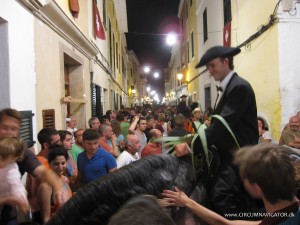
126, 0, 180, 98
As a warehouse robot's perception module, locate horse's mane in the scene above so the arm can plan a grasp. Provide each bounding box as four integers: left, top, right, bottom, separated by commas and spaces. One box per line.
47, 154, 197, 225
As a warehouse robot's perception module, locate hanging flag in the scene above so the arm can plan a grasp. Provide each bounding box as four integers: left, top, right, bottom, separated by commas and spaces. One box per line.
223, 22, 231, 47
69, 0, 80, 18
93, 0, 106, 40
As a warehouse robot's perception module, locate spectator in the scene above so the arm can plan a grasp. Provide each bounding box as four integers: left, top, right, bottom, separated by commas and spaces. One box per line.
141, 129, 162, 158
257, 117, 271, 143
128, 116, 147, 158
100, 115, 111, 126
168, 114, 190, 137
38, 147, 72, 223
281, 116, 300, 149
98, 124, 119, 158
144, 115, 155, 142
77, 129, 117, 187
116, 134, 140, 168
69, 129, 84, 164
117, 113, 130, 138
108, 195, 175, 225
58, 130, 78, 192
110, 121, 125, 154
27, 128, 62, 224
88, 117, 101, 131
177, 95, 191, 119
66, 116, 77, 135
155, 113, 166, 135
187, 108, 203, 133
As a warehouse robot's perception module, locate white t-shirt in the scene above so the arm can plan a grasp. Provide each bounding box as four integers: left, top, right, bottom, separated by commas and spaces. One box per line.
116, 150, 137, 169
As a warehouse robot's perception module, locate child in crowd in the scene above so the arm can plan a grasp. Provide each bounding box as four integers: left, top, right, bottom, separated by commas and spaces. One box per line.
0, 137, 29, 212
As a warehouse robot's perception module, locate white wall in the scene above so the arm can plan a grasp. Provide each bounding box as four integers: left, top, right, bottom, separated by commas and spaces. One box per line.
278, 1, 300, 128
196, 0, 223, 109
0, 0, 37, 137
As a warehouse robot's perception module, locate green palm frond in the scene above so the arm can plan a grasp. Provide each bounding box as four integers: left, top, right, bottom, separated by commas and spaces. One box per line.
154, 115, 239, 182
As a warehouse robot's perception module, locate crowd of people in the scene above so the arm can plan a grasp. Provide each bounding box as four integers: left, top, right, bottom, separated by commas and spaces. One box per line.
1, 46, 300, 225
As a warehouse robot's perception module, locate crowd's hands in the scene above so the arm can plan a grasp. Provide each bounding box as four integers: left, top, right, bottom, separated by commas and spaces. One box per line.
161, 187, 190, 207
175, 143, 191, 157
111, 133, 117, 144
0, 196, 30, 213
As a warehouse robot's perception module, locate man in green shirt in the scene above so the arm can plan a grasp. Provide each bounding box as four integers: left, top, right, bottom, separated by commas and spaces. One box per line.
69, 129, 84, 163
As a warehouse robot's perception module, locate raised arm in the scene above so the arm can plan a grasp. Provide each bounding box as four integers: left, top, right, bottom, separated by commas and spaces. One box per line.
162, 187, 260, 225
128, 116, 139, 133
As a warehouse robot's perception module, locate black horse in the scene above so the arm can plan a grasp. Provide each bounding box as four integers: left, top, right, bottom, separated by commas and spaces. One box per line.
47, 154, 203, 225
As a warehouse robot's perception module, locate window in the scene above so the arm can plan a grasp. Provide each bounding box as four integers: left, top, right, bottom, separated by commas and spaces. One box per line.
186, 1, 188, 19
181, 16, 184, 43
19, 111, 35, 148
191, 31, 194, 57
205, 85, 211, 109
187, 41, 190, 63
102, 0, 106, 29
91, 72, 103, 118
223, 0, 232, 25
122, 57, 125, 76
116, 42, 118, 70
203, 8, 208, 42
64, 65, 70, 116
42, 109, 55, 129
113, 34, 115, 78
109, 20, 112, 71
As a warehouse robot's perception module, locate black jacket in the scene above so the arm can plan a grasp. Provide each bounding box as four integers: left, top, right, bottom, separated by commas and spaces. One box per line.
194, 73, 260, 217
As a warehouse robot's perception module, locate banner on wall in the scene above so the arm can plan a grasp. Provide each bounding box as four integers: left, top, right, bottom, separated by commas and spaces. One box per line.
69, 0, 79, 18
223, 22, 231, 47
93, 0, 106, 40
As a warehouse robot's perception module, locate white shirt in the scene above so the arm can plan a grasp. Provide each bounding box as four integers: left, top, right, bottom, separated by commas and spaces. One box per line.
220, 71, 235, 92
116, 150, 137, 168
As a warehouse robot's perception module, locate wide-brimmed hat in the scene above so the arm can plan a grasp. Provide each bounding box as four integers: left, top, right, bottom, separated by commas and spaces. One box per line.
180, 94, 187, 98
195, 46, 241, 68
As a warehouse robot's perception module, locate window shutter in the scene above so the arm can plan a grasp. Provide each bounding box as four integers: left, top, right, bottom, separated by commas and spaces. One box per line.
42, 109, 55, 128
19, 110, 35, 148
95, 85, 103, 117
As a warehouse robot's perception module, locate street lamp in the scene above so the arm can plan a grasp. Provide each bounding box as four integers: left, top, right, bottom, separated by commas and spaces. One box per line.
177, 73, 183, 87
144, 66, 150, 74
153, 72, 159, 79
166, 32, 177, 46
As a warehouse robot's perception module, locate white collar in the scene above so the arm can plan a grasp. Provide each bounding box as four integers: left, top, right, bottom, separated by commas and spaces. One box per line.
220, 71, 235, 92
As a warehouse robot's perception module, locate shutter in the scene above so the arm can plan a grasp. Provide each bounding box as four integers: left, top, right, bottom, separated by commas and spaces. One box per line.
91, 72, 97, 117
19, 110, 35, 148
42, 109, 55, 128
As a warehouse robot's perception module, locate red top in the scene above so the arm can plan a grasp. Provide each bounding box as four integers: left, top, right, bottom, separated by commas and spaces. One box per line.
141, 143, 162, 158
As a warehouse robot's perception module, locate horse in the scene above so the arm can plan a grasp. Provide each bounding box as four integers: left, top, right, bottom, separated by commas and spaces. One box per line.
47, 154, 203, 225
